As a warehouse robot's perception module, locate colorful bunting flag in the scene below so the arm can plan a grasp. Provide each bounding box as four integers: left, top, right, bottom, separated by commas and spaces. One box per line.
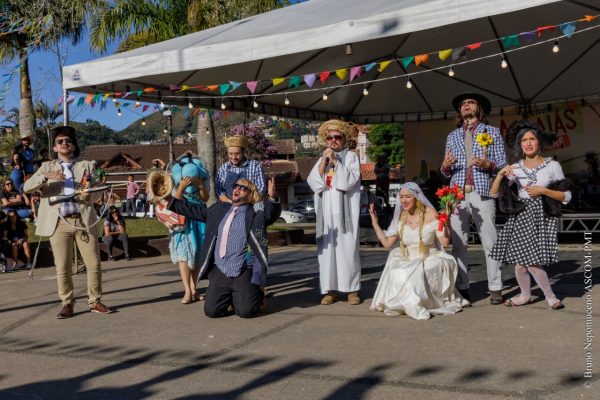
438, 49, 453, 61
319, 71, 330, 83
84, 93, 94, 104
135, 90, 143, 97
502, 35, 519, 49
206, 85, 218, 91
451, 47, 467, 62
581, 15, 597, 22
122, 103, 130, 108
364, 62, 377, 72
560, 22, 576, 38
272, 77, 285, 86
378, 60, 392, 72
100, 100, 107, 111
414, 54, 429, 66
92, 94, 102, 103
537, 25, 556, 37
304, 74, 316, 87
219, 83, 230, 95
179, 85, 190, 92
76, 97, 84, 106
103, 93, 111, 100
335, 69, 348, 80
349, 66, 362, 82
121, 92, 132, 98
229, 81, 242, 92
142, 105, 149, 113
143, 87, 156, 93
520, 31, 536, 43
466, 43, 481, 50
288, 76, 301, 89
401, 56, 414, 68
247, 81, 258, 93
169, 84, 181, 91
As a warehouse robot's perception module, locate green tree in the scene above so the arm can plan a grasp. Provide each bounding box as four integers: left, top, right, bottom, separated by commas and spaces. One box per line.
366, 123, 404, 166
34, 100, 63, 150
0, 0, 102, 141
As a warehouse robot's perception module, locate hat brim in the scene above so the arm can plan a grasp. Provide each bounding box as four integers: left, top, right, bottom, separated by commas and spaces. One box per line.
452, 92, 492, 115
49, 126, 80, 159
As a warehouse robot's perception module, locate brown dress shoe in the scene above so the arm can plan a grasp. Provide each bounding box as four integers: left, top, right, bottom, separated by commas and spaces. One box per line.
489, 290, 504, 305
321, 292, 338, 305
347, 292, 361, 305
89, 302, 114, 314
57, 304, 74, 319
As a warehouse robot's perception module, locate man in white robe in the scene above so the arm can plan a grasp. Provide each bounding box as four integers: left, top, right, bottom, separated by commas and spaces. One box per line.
307, 120, 362, 305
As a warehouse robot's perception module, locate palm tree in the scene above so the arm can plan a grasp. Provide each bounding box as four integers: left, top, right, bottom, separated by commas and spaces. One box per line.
34, 100, 64, 150
90, 0, 284, 204
0, 0, 102, 141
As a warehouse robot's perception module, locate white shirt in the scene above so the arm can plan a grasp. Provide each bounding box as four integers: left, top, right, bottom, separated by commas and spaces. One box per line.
509, 158, 571, 204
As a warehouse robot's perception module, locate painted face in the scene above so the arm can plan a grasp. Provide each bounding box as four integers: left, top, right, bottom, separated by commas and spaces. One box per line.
399, 188, 417, 211
459, 98, 479, 120
227, 147, 245, 166
325, 130, 346, 151
53, 134, 75, 157
520, 131, 540, 157
231, 181, 251, 204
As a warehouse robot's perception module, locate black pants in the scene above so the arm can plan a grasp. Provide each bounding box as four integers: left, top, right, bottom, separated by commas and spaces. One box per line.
204, 266, 263, 318
102, 234, 130, 257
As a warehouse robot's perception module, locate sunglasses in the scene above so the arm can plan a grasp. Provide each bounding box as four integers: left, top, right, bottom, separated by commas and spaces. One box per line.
233, 183, 250, 192
55, 138, 73, 145
326, 134, 344, 141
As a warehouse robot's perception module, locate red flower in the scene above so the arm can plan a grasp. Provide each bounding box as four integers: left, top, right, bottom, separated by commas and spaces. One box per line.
437, 211, 449, 232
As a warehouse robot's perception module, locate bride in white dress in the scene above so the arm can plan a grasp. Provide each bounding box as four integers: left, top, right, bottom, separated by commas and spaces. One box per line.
369, 183, 468, 320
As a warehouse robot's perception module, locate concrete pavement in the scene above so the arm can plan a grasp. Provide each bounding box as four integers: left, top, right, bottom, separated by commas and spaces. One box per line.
0, 242, 598, 399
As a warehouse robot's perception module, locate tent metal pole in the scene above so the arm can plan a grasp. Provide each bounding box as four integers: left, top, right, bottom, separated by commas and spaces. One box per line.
63, 89, 68, 126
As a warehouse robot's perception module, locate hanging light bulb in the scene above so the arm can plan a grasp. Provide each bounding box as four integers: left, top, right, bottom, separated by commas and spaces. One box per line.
406, 77, 412, 89
448, 66, 455, 77
322, 91, 328, 101
552, 39, 559, 53
220, 100, 226, 110
135, 98, 141, 106
141, 118, 146, 126
284, 94, 290, 105
205, 127, 210, 135
187, 130, 192, 137
252, 98, 259, 108
501, 56, 508, 69
159, 99, 165, 109
362, 85, 369, 96
117, 108, 122, 117
163, 126, 168, 134
112, 97, 117, 103
188, 99, 193, 109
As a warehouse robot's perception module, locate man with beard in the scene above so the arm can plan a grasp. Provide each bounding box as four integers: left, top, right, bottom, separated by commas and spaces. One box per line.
169, 177, 280, 318
441, 93, 507, 304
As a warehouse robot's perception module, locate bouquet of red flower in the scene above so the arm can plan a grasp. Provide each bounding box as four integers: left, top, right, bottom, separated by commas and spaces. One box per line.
435, 184, 464, 231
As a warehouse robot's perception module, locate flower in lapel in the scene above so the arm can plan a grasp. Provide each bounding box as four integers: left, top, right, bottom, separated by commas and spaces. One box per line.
476, 131, 493, 158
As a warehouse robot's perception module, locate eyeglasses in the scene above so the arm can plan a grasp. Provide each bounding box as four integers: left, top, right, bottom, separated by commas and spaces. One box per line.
326, 134, 344, 141
460, 100, 478, 107
5, 182, 13, 186
55, 139, 73, 145
233, 183, 250, 192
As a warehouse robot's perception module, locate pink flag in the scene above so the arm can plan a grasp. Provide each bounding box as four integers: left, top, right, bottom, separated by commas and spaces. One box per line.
247, 81, 258, 94
142, 105, 149, 113
349, 66, 362, 82
304, 74, 316, 87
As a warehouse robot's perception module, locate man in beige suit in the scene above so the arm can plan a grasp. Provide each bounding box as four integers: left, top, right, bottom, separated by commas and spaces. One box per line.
24, 126, 113, 319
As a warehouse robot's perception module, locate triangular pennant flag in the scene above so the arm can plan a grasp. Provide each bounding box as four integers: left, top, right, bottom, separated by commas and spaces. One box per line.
179, 85, 190, 92
90, 100, 96, 109
136, 90, 143, 97
122, 102, 130, 108
364, 62, 377, 72
229, 81, 242, 92
451, 47, 467, 62
92, 94, 102, 103
67, 95, 75, 104
169, 84, 180, 91
246, 81, 258, 94
206, 85, 218, 91
272, 77, 285, 86
56, 96, 64, 105
401, 56, 414, 68
319, 71, 330, 83
132, 103, 141, 109
113, 92, 122, 97
304, 74, 316, 87
213, 111, 221, 121
121, 91, 132, 98
172, 106, 180, 113
414, 54, 429, 66
76, 97, 85, 106
520, 31, 536, 43
438, 49, 453, 61
349, 66, 362, 82
143, 87, 156, 93
142, 105, 149, 113
85, 93, 94, 104
114, 101, 121, 107
560, 22, 576, 38
103, 93, 111, 100
100, 100, 107, 111
219, 83, 230, 95
580, 15, 597, 22
153, 105, 159, 111
288, 76, 301, 89
537, 25, 556, 37
335, 69, 348, 80
378, 60, 392, 72
191, 108, 200, 116
502, 35, 519, 49
466, 42, 481, 50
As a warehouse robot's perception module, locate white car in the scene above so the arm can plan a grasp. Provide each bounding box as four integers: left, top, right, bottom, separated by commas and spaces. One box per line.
278, 210, 306, 223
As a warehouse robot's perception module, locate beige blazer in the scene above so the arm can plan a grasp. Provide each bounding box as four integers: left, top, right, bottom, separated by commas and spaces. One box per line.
23, 159, 100, 237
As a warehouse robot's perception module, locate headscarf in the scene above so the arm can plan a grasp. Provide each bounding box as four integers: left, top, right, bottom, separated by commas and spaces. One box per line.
384, 182, 435, 237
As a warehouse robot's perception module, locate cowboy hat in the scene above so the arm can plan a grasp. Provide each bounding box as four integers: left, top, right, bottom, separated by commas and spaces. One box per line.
452, 92, 492, 115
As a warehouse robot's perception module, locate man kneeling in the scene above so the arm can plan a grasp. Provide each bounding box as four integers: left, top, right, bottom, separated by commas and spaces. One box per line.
169, 177, 280, 318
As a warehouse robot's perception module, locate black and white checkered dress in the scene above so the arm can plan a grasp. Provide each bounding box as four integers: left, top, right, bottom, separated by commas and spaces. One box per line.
490, 197, 558, 266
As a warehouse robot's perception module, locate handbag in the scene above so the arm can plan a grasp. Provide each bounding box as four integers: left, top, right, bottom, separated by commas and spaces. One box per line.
543, 179, 570, 217
155, 199, 186, 232
496, 179, 525, 215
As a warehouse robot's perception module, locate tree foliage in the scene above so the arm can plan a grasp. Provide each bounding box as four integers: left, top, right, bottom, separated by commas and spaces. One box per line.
366, 123, 404, 166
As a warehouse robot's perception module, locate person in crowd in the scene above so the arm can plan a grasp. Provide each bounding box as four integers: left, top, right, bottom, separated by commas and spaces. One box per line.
30, 191, 41, 223
369, 183, 468, 319
374, 154, 391, 206
24, 126, 113, 319
35, 148, 50, 168
125, 174, 140, 217
10, 145, 25, 192
216, 135, 265, 203
1, 179, 31, 219
0, 211, 8, 273
168, 177, 280, 318
169, 154, 209, 304
103, 206, 130, 261
307, 120, 362, 305
4, 209, 32, 271
440, 92, 507, 304
490, 121, 569, 310
19, 134, 36, 180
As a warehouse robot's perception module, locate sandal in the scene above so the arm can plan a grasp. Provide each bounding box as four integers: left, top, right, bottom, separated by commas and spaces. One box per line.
504, 295, 531, 307
550, 301, 565, 310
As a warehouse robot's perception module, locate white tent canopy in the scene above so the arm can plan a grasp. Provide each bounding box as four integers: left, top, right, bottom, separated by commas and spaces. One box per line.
63, 0, 600, 122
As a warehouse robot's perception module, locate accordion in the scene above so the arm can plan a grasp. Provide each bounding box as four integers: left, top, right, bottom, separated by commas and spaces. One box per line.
155, 200, 186, 232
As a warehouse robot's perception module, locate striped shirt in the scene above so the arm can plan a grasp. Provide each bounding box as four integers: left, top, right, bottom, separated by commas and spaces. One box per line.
216, 159, 265, 197
58, 160, 80, 217
214, 205, 252, 277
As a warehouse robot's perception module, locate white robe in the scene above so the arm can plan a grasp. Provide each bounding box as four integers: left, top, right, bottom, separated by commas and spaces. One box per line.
307, 151, 361, 294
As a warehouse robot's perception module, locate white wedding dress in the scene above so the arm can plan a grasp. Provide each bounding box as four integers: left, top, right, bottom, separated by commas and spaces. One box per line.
371, 221, 469, 320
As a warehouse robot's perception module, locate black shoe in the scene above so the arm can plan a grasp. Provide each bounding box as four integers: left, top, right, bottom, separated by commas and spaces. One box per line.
458, 289, 471, 302
489, 290, 504, 305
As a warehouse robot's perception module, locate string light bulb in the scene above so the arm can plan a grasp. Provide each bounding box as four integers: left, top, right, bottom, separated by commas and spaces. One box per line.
112, 97, 117, 103
135, 98, 141, 106
141, 118, 146, 126
252, 98, 259, 108
205, 128, 210, 135
163, 126, 168, 134
117, 108, 122, 117
406, 77, 412, 89
284, 94, 290, 105
362, 85, 369, 96
448, 66, 455, 77
159, 99, 165, 109
188, 100, 193, 109
322, 91, 328, 101
501, 56, 508, 69
220, 100, 226, 110
552, 39, 560, 53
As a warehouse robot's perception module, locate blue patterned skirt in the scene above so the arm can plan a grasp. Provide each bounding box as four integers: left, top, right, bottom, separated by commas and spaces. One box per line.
169, 196, 206, 269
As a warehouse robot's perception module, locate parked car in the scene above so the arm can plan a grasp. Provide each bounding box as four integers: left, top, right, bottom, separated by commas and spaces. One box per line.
289, 200, 316, 221
278, 210, 306, 224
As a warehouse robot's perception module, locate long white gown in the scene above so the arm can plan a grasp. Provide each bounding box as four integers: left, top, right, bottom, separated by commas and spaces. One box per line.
307, 152, 361, 294
371, 220, 469, 320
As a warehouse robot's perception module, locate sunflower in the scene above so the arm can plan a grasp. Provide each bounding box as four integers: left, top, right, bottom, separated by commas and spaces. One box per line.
476, 132, 493, 147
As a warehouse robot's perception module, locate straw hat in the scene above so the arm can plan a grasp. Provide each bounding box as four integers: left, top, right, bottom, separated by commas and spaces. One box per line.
317, 119, 355, 147
224, 135, 252, 149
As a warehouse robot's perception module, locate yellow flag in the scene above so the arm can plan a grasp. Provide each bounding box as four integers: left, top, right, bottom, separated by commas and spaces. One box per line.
438, 49, 453, 61
378, 60, 392, 72
335, 69, 348, 80
179, 85, 190, 91
272, 77, 286, 86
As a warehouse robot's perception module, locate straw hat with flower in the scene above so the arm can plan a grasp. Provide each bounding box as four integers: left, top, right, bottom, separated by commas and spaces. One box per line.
317, 119, 357, 147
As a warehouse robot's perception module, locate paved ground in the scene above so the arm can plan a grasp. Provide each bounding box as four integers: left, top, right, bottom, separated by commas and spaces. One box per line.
0, 242, 598, 400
